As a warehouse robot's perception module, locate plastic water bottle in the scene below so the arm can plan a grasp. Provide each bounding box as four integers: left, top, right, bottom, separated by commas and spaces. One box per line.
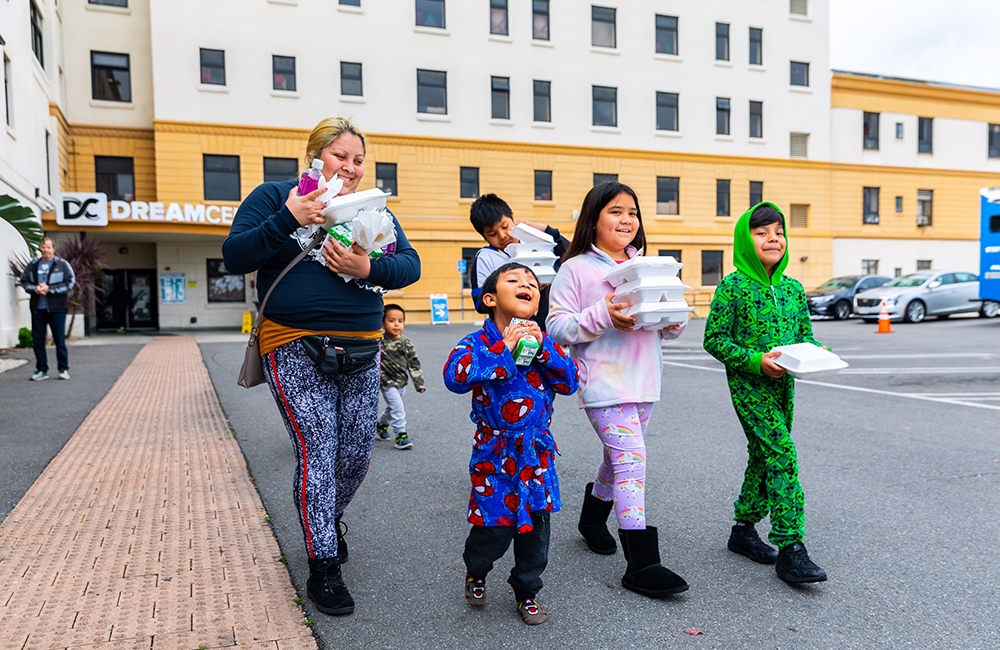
298, 158, 325, 196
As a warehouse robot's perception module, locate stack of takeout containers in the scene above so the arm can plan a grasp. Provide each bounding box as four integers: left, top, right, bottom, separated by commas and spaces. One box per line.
603, 256, 693, 330
506, 223, 559, 285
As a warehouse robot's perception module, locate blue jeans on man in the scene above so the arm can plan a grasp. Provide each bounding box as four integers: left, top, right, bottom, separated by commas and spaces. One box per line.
31, 309, 69, 373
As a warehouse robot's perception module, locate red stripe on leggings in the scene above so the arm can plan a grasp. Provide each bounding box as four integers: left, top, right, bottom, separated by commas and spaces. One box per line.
269, 352, 316, 559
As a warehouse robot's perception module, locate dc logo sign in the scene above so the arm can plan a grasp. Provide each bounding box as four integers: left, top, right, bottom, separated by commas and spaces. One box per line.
56, 192, 109, 227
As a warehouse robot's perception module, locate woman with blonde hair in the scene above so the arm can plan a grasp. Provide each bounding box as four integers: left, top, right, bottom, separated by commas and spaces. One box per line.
223, 117, 420, 616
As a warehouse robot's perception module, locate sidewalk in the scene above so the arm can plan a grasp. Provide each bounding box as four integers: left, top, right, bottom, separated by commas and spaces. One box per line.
0, 337, 317, 650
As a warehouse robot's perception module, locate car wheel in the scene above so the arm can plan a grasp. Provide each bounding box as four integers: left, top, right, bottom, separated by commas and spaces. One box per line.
904, 300, 926, 323
980, 300, 1000, 318
833, 300, 852, 320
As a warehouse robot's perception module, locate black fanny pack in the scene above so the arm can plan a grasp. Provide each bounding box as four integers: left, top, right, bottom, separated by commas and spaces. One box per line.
300, 335, 380, 376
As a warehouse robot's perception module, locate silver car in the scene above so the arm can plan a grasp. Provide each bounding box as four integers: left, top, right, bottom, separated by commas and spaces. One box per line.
853, 270, 991, 323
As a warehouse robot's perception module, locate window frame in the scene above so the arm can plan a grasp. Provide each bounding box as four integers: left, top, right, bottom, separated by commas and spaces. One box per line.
340, 61, 363, 97
863, 111, 880, 150
591, 6, 616, 48
376, 162, 398, 197
91, 51, 132, 102
917, 189, 933, 226
863, 186, 880, 224
749, 100, 763, 139
533, 80, 551, 123
749, 27, 763, 65
94, 155, 135, 202
918, 117, 933, 153
715, 22, 729, 61
89, 0, 128, 6
202, 154, 241, 202
417, 69, 447, 115
749, 181, 763, 207
592, 85, 617, 127
655, 15, 678, 55
263, 157, 298, 184
656, 92, 678, 132
716, 97, 731, 135
790, 61, 809, 87
30, 1, 44, 69
716, 179, 731, 217
490, 0, 508, 36
460, 166, 480, 199
415, 0, 446, 29
534, 170, 552, 201
339, 0, 361, 6
593, 173, 618, 186
491, 76, 510, 120
702, 250, 724, 287
989, 124, 1000, 158
656, 176, 679, 215
532, 0, 550, 41
272, 55, 296, 92
206, 259, 246, 304
199, 48, 226, 86
3, 54, 11, 127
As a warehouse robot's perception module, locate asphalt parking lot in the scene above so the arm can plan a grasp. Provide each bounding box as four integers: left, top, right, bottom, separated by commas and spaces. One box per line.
199, 315, 999, 650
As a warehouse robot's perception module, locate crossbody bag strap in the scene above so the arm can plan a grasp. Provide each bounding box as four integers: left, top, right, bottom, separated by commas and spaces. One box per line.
247, 230, 324, 345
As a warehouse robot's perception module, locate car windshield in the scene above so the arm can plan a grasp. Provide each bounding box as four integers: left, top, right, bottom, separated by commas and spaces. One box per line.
884, 273, 932, 288
815, 277, 859, 291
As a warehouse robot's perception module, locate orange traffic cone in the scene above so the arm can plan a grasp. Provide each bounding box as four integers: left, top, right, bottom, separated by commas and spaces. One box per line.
875, 299, 894, 334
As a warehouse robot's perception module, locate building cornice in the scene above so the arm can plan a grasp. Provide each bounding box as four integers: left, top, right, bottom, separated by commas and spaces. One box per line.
831, 73, 1000, 122
153, 119, 309, 139
68, 124, 155, 139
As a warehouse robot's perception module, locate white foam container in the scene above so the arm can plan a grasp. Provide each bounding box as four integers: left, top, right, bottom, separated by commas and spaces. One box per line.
603, 256, 683, 287
511, 251, 559, 266
770, 343, 848, 378
506, 242, 556, 256
320, 187, 389, 227
528, 266, 557, 285
614, 276, 690, 304
511, 223, 554, 244
622, 302, 693, 330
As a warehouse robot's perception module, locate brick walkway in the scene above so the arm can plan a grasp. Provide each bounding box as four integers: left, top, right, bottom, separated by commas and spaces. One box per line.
0, 337, 317, 650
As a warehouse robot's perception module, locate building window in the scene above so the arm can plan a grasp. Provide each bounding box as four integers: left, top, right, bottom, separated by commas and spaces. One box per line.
989, 124, 1000, 158
376, 163, 398, 196
656, 92, 678, 132
200, 49, 225, 85
863, 112, 879, 150
490, 0, 508, 36
533, 80, 551, 122
592, 85, 617, 127
203, 155, 240, 201
491, 76, 510, 120
655, 15, 678, 55
340, 62, 363, 96
417, 69, 447, 114
30, 2, 44, 68
790, 0, 808, 15
415, 0, 445, 28
339, 0, 361, 5
790, 132, 809, 158
534, 170, 552, 201
271, 55, 296, 91
749, 101, 763, 139
460, 167, 479, 199
750, 181, 763, 207
790, 61, 809, 87
91, 52, 131, 102
95, 156, 135, 201
45, 131, 52, 195
3, 54, 11, 126
789, 204, 809, 228
749, 27, 763, 65
915, 259, 932, 271
716, 180, 730, 217
918, 117, 933, 153
592, 6, 616, 48
656, 176, 679, 215
715, 23, 729, 61
461, 246, 479, 289
716, 97, 730, 135
895, 196, 903, 213
895, 122, 904, 139
594, 173, 617, 186
863, 187, 879, 224
533, 0, 550, 40
862, 259, 879, 275
659, 249, 682, 279
207, 260, 246, 303
917, 190, 933, 226
702, 250, 723, 286
90, 0, 128, 6
263, 157, 298, 183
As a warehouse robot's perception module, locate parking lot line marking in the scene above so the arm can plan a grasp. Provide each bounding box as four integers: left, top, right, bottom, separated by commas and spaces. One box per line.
663, 361, 1000, 412
839, 353, 998, 360
908, 392, 1000, 397
840, 367, 1000, 375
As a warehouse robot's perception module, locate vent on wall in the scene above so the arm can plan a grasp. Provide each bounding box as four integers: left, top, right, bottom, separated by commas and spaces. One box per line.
789, 132, 809, 158
790, 0, 808, 16
789, 204, 809, 228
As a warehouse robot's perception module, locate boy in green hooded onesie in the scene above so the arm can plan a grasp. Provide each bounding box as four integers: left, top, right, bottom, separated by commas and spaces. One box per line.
703, 202, 828, 584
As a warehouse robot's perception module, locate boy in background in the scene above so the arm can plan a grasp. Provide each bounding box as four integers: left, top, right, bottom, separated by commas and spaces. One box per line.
377, 304, 425, 450
468, 194, 569, 329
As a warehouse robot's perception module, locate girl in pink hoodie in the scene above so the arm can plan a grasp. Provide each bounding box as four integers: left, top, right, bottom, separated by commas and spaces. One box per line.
546, 181, 689, 599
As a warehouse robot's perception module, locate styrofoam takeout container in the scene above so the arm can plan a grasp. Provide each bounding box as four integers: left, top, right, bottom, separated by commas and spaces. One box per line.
511, 223, 554, 244
320, 188, 389, 227
506, 242, 556, 256
528, 266, 557, 285
603, 256, 683, 287
621, 302, 693, 330
510, 251, 559, 266
770, 343, 848, 378
613, 276, 690, 304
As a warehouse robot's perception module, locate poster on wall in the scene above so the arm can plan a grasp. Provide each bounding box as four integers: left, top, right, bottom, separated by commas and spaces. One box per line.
161, 273, 187, 304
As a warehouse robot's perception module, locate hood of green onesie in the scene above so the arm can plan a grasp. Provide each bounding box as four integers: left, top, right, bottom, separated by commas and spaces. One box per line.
733, 202, 790, 287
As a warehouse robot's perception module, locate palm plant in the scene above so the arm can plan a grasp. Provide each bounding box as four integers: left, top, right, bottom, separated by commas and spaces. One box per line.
56, 238, 110, 337
0, 194, 43, 255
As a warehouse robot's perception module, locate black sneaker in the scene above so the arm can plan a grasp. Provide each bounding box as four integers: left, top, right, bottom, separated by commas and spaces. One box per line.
776, 543, 827, 584
375, 423, 390, 441
728, 523, 778, 564
307, 557, 355, 615
394, 432, 413, 450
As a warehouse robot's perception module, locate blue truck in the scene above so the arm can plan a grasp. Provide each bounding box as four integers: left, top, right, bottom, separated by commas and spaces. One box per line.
980, 188, 1000, 316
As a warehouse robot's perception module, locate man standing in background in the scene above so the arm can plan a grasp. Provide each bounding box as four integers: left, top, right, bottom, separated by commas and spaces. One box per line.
19, 238, 76, 381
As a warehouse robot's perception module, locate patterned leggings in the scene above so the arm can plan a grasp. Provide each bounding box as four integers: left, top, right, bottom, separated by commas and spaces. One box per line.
262, 339, 379, 559
586, 402, 651, 530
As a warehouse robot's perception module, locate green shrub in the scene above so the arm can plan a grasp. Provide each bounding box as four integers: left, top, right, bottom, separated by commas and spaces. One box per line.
16, 327, 32, 349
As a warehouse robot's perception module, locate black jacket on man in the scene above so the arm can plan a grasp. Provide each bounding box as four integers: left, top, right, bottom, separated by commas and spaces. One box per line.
19, 256, 76, 313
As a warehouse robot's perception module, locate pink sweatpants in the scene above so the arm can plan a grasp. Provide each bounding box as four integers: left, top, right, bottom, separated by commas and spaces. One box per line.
585, 402, 651, 530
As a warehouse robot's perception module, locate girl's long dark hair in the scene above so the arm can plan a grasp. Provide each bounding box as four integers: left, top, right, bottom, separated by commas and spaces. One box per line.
562, 181, 646, 263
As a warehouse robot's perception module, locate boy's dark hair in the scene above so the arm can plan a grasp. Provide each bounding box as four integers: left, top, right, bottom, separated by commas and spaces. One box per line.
562, 181, 646, 263
383, 303, 405, 321
748, 204, 785, 230
469, 193, 513, 236
478, 262, 538, 318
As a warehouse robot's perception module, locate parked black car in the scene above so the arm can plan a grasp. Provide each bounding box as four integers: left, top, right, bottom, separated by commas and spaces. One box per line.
807, 275, 891, 320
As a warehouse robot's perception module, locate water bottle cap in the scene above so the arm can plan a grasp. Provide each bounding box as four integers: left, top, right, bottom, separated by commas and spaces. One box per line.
311, 158, 324, 171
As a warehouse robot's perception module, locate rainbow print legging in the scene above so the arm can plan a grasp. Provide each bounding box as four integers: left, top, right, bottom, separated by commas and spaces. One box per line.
586, 402, 652, 530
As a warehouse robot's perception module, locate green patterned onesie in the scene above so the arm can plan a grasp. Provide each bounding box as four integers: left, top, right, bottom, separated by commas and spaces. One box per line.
703, 202, 825, 548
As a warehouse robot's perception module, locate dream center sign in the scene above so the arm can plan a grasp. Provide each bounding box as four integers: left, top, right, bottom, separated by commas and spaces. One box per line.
56, 193, 239, 227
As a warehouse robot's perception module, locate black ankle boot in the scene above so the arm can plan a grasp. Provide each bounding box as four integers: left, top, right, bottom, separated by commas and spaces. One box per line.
775, 543, 827, 584
336, 517, 348, 563
578, 482, 617, 555
307, 557, 355, 615
618, 527, 689, 597
728, 522, 778, 564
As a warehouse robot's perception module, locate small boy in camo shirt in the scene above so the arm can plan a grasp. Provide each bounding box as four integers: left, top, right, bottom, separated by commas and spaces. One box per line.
377, 304, 425, 449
